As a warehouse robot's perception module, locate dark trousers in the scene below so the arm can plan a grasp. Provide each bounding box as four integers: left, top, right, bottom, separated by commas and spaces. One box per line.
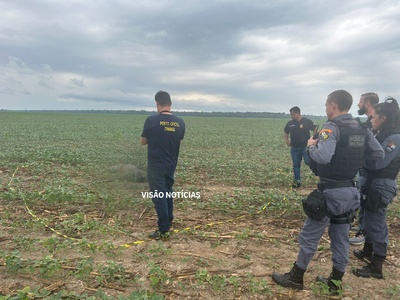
147, 168, 175, 233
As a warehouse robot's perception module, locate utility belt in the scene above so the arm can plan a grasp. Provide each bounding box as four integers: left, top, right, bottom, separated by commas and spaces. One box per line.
302, 180, 356, 224
317, 180, 356, 191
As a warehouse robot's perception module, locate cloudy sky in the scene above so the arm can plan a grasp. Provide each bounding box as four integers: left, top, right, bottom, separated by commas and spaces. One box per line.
1, 0, 399, 115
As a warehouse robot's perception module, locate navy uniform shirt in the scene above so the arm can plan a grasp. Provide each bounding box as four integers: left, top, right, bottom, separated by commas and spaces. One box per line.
141, 113, 185, 171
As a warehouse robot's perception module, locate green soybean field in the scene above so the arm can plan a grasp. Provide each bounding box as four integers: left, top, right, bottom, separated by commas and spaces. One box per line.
0, 112, 399, 299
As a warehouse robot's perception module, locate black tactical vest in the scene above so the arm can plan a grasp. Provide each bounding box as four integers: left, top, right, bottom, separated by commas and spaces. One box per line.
317, 117, 366, 180
363, 157, 400, 179
363, 134, 400, 179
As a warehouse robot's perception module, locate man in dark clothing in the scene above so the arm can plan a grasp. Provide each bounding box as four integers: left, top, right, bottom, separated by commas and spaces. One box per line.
284, 106, 316, 188
140, 90, 185, 239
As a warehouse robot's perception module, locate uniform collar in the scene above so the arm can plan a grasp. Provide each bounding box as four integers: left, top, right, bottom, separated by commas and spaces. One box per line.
330, 113, 352, 121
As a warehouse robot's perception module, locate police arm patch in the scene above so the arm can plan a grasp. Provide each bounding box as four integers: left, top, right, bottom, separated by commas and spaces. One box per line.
385, 140, 398, 152
319, 129, 333, 140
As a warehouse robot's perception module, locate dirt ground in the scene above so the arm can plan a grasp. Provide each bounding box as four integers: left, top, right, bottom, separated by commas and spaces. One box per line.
0, 183, 400, 299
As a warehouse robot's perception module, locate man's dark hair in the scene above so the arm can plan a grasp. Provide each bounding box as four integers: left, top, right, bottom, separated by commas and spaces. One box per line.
362, 92, 379, 105
155, 90, 172, 106
327, 90, 353, 112
290, 106, 301, 114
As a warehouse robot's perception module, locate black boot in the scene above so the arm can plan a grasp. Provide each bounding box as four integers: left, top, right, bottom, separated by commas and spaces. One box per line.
353, 243, 373, 261
272, 263, 305, 290
353, 254, 385, 279
316, 267, 344, 295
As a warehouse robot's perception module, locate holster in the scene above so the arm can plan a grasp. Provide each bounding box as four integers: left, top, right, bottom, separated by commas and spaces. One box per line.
302, 188, 355, 224
361, 188, 388, 212
360, 175, 388, 212
302, 190, 327, 221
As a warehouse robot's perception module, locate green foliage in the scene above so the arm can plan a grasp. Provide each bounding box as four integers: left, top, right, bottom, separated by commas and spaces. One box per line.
42, 237, 61, 253
97, 261, 126, 285
119, 290, 165, 300
0, 112, 319, 190
74, 258, 94, 280
195, 268, 210, 284
208, 274, 228, 291
311, 280, 344, 298
0, 112, 398, 299
385, 284, 400, 298
147, 242, 172, 257
11, 236, 40, 251
246, 273, 271, 294
4, 251, 23, 274
148, 262, 171, 289
2, 286, 50, 300
36, 255, 62, 278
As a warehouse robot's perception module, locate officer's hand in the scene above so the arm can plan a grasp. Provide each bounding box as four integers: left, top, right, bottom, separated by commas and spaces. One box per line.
286, 141, 291, 147
307, 137, 318, 147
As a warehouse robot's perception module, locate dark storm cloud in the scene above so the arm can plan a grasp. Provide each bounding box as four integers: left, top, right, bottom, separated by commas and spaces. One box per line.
0, 0, 399, 113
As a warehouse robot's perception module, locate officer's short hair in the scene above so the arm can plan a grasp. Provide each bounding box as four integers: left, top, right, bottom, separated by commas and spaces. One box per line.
155, 90, 172, 106
327, 90, 353, 112
361, 92, 379, 105
289, 106, 301, 114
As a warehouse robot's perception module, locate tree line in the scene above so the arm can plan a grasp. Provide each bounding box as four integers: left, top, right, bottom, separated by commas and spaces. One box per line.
3, 109, 326, 119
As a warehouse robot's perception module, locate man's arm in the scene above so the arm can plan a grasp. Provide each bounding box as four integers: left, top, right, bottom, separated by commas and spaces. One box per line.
284, 132, 291, 147
140, 137, 148, 145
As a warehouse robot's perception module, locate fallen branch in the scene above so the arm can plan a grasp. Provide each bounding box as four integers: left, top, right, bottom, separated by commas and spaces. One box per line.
138, 208, 147, 220
172, 252, 219, 261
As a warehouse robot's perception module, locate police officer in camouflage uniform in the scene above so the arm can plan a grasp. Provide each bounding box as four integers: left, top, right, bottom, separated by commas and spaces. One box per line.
272, 90, 384, 294
353, 97, 400, 279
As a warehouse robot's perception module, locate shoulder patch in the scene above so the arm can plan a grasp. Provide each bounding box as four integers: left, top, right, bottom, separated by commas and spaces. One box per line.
385, 140, 398, 152
319, 129, 333, 140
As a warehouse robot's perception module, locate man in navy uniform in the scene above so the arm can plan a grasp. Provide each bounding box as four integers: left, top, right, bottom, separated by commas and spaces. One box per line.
141, 91, 185, 239
272, 90, 384, 294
